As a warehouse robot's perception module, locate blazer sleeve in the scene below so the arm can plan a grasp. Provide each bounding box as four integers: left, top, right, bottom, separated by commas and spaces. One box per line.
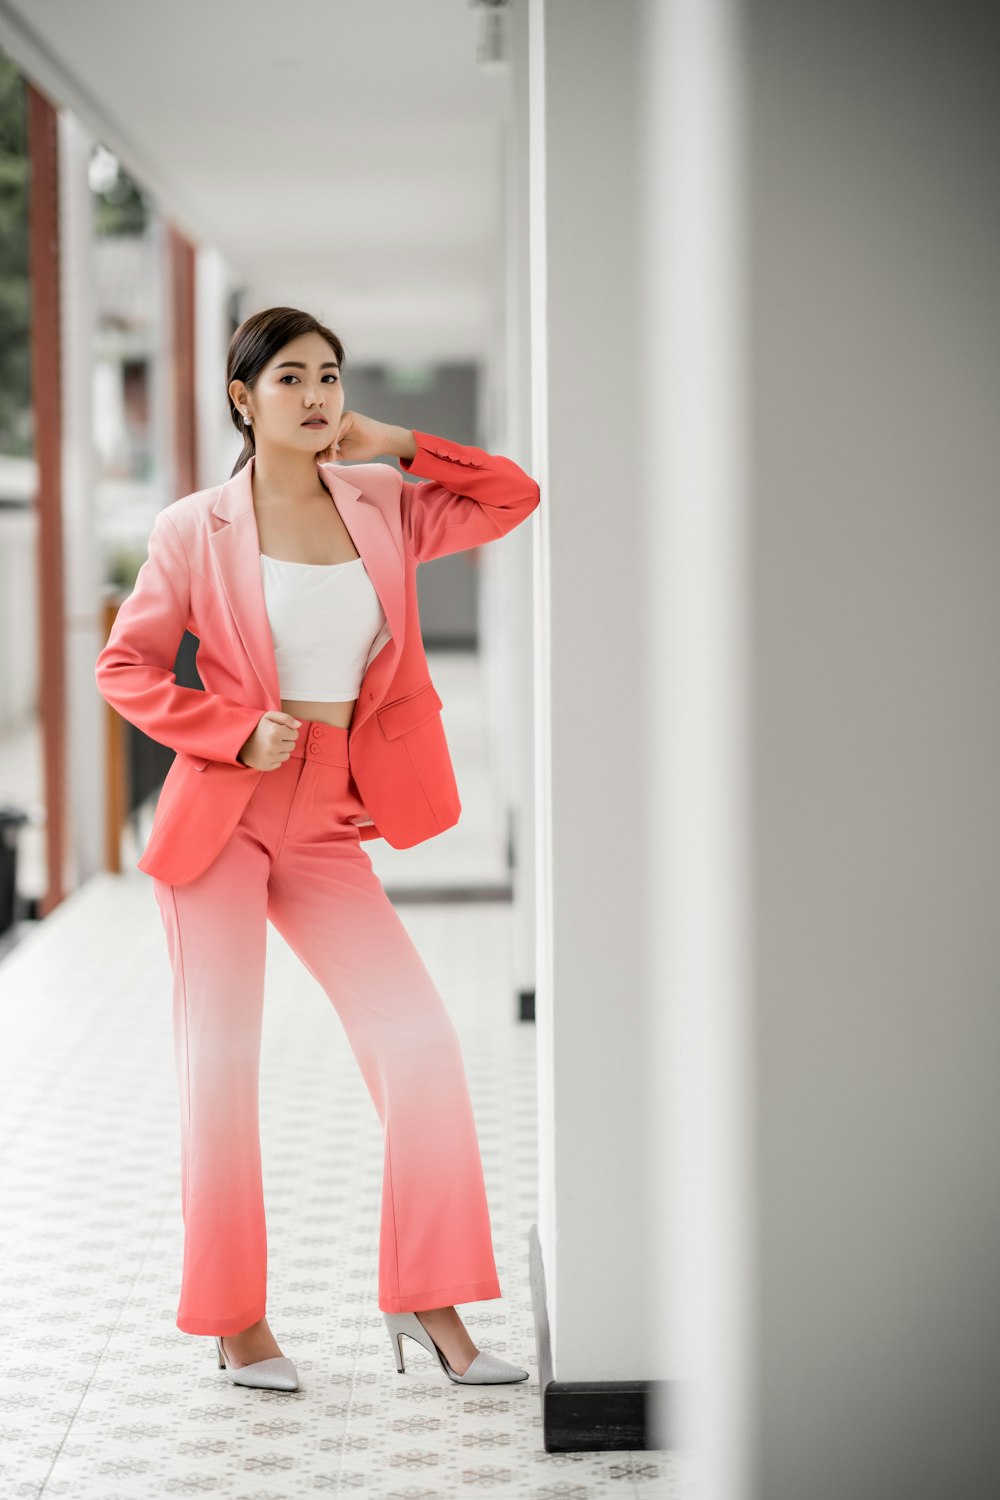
398, 429, 540, 563
94, 506, 266, 765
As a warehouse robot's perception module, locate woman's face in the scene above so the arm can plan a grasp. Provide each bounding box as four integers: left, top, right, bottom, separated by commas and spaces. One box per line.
231, 330, 344, 454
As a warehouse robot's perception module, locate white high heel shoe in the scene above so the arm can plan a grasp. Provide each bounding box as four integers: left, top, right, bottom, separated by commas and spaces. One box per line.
383, 1310, 529, 1385
215, 1334, 299, 1391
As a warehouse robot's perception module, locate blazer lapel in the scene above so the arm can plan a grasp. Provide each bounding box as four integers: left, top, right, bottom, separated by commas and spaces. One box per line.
208, 455, 405, 731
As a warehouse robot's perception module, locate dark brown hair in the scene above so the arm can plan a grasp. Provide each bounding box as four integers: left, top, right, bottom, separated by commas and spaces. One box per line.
226, 306, 347, 476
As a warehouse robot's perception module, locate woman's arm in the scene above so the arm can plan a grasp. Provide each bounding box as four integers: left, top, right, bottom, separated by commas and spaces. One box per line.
385, 426, 541, 564
95, 507, 265, 764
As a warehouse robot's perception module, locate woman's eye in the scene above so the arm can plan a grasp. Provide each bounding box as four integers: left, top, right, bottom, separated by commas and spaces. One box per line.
278, 374, 339, 384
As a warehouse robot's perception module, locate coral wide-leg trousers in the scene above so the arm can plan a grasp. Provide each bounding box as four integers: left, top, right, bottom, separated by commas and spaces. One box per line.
151, 717, 502, 1337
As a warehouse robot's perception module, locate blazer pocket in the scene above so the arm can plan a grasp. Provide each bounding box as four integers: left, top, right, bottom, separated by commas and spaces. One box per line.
376, 681, 443, 739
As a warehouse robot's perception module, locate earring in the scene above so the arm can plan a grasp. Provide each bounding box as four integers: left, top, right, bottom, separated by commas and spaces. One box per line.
241, 409, 251, 425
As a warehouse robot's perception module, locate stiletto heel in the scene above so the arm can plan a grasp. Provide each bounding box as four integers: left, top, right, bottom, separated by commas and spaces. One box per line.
388, 1323, 406, 1374
214, 1334, 299, 1392
382, 1310, 529, 1385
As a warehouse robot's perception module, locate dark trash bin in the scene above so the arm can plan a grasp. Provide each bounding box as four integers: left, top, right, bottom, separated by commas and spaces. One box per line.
0, 803, 29, 936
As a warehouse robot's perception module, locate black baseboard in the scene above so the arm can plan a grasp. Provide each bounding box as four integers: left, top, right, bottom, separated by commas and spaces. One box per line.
528, 1223, 674, 1452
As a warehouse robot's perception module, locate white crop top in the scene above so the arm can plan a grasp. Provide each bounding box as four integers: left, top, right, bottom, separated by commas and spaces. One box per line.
258, 552, 391, 700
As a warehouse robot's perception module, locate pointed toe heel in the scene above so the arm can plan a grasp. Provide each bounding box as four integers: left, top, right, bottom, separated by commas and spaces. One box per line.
214, 1335, 299, 1392
382, 1310, 529, 1385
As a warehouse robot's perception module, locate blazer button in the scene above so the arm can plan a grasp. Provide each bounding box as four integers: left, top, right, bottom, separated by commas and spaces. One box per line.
309, 743, 320, 754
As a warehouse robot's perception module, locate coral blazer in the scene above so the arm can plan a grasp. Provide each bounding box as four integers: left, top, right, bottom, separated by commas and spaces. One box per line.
95, 430, 540, 886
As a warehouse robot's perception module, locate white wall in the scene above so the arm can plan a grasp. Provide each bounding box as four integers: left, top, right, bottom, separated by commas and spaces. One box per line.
534, 6, 1000, 1496
747, 4, 1000, 1497
530, 0, 656, 1381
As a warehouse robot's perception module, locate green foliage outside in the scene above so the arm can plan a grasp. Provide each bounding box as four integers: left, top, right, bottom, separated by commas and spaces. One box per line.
0, 49, 149, 461
0, 52, 29, 457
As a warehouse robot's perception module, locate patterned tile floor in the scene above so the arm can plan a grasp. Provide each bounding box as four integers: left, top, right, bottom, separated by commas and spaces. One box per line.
0, 655, 687, 1498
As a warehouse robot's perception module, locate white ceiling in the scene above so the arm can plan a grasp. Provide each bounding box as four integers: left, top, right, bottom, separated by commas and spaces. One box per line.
0, 0, 511, 361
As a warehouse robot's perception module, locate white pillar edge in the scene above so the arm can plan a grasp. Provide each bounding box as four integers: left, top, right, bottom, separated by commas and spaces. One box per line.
639, 0, 756, 1493
58, 108, 100, 888
526, 0, 557, 1352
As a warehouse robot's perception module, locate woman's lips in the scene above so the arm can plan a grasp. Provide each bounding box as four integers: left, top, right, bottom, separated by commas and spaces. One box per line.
302, 418, 327, 426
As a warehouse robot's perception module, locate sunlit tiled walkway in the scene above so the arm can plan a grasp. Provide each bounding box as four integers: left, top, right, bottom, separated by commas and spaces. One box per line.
0, 655, 682, 1498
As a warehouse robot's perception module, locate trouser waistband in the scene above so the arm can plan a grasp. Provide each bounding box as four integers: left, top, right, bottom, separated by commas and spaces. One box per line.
287, 717, 351, 768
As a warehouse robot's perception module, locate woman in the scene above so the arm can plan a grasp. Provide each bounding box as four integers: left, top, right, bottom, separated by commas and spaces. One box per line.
94, 305, 540, 1393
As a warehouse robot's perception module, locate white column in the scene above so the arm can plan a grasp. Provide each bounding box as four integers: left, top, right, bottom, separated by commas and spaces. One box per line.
59, 109, 101, 886
478, 118, 524, 895
528, 0, 655, 1379
195, 247, 240, 488
148, 212, 174, 504
505, 0, 537, 1011
638, 0, 753, 1492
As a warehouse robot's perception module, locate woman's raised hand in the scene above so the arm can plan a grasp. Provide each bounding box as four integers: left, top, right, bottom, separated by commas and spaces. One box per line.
315, 411, 394, 465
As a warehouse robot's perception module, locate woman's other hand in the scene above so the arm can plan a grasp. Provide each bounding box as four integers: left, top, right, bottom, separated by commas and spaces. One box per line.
238, 711, 302, 770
